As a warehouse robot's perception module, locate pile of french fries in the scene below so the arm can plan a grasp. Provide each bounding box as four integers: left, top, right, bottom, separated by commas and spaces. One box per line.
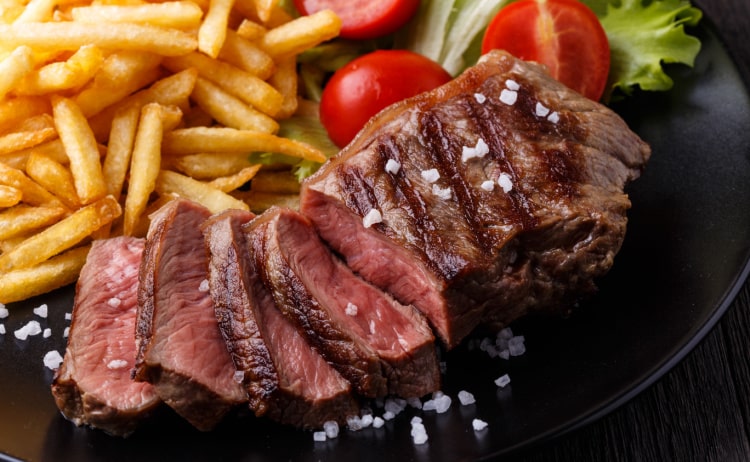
0, 0, 342, 304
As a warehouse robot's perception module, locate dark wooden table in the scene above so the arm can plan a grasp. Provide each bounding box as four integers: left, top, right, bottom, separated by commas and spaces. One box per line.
509, 1, 750, 460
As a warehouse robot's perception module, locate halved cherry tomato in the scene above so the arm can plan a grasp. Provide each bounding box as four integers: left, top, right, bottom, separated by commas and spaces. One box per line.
481, 0, 610, 101
320, 50, 452, 148
294, 0, 419, 40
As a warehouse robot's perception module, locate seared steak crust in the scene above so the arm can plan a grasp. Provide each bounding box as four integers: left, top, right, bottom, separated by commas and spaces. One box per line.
301, 50, 651, 348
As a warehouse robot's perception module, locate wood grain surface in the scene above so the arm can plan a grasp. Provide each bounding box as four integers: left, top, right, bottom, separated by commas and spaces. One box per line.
507, 1, 750, 460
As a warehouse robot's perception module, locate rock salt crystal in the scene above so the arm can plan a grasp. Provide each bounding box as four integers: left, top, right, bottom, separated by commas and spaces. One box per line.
458, 390, 476, 406
421, 168, 440, 183
495, 374, 511, 388
474, 93, 486, 103
14, 320, 42, 340
362, 209, 382, 228
497, 173, 513, 193
499, 89, 518, 106
43, 350, 63, 370
33, 304, 48, 318
472, 419, 489, 431
385, 159, 401, 174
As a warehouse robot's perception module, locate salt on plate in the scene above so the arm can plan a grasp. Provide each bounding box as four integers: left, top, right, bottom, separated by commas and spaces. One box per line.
458, 390, 476, 406
495, 374, 511, 388
372, 416, 385, 428
14, 320, 42, 340
472, 419, 489, 431
313, 431, 326, 442
323, 420, 339, 438
43, 328, 52, 338
43, 350, 63, 370
33, 304, 48, 318
410, 419, 428, 445
0, 325, 5, 335
0, 304, 7, 318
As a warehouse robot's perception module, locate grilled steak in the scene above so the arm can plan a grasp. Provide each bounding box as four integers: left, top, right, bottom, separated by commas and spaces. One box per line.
247, 207, 440, 399
52, 236, 160, 437
133, 199, 246, 431
300, 50, 651, 348
202, 209, 359, 428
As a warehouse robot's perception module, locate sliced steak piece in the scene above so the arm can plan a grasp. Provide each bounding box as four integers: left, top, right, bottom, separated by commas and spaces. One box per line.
133, 199, 246, 431
51, 236, 160, 437
201, 209, 359, 428
248, 207, 440, 399
300, 50, 651, 348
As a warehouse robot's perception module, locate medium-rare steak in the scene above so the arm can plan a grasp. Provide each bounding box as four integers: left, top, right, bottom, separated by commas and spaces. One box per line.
202, 209, 360, 428
133, 199, 246, 431
52, 236, 160, 437
247, 207, 440, 399
300, 50, 651, 348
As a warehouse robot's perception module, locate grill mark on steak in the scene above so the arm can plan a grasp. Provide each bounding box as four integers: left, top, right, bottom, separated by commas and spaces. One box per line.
52, 237, 160, 437
203, 210, 359, 428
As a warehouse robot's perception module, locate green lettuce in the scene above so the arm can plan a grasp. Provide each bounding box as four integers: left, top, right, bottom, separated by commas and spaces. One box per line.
586, 0, 702, 101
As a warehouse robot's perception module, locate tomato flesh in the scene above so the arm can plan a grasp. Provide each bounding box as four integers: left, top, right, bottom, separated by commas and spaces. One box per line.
320, 50, 452, 148
294, 0, 419, 40
481, 0, 610, 101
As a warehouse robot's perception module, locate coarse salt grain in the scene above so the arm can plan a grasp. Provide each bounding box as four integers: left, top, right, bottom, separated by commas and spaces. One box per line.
313, 431, 326, 442
458, 390, 476, 406
0, 304, 6, 318
0, 324, 5, 335
497, 173, 513, 193
372, 416, 385, 428
14, 320, 42, 340
432, 184, 452, 200
461, 138, 490, 162
233, 370, 244, 383
383, 411, 396, 421
107, 359, 128, 370
548, 111, 560, 123
43, 350, 63, 370
480, 180, 495, 192
323, 420, 339, 438
107, 297, 122, 308
505, 79, 520, 91
385, 158, 401, 174
407, 396, 423, 409
423, 392, 452, 413
535, 102, 550, 118
63, 326, 70, 338
384, 397, 407, 415
499, 89, 517, 106
345, 302, 358, 316
474, 93, 487, 103
360, 413, 374, 428
411, 420, 428, 445
362, 208, 382, 228
495, 374, 511, 388
472, 419, 489, 431
347, 415, 364, 431
43, 328, 52, 338
421, 168, 440, 183
33, 304, 48, 318
64, 312, 72, 321
199, 279, 210, 292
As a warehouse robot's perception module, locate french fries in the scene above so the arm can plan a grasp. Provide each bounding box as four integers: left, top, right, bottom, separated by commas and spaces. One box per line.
0, 0, 343, 304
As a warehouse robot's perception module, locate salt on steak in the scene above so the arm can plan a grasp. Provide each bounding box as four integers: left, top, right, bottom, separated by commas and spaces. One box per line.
133, 199, 246, 431
246, 207, 440, 399
202, 209, 360, 428
51, 236, 160, 437
300, 49, 651, 348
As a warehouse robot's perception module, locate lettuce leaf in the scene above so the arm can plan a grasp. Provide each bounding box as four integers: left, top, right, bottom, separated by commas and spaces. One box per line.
592, 0, 702, 101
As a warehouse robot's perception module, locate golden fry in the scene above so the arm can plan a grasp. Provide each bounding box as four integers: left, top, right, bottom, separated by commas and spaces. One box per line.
0, 195, 120, 272
252, 0, 274, 23
0, 96, 51, 134
0, 114, 58, 155
14, 44, 104, 95
102, 103, 139, 198
0, 245, 90, 304
198, 0, 235, 58
0, 161, 63, 207
25, 152, 81, 209
169, 153, 255, 179
235, 19, 267, 41
259, 10, 341, 58
13, 0, 57, 23
162, 127, 327, 162
208, 164, 261, 192
0, 184, 22, 208
219, 30, 275, 80
51, 95, 107, 204
123, 103, 164, 236
0, 204, 67, 240
155, 169, 249, 213
71, 2, 203, 29
192, 77, 279, 133
0, 45, 35, 100
268, 55, 298, 119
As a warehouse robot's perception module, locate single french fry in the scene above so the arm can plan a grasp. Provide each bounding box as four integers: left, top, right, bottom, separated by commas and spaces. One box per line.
233, 0, 291, 28
123, 103, 163, 236
0, 114, 58, 155
73, 50, 163, 117
0, 195, 120, 272
102, 103, 139, 198
219, 29, 275, 80
0, 161, 63, 207
0, 139, 68, 170
0, 204, 67, 240
259, 10, 341, 59
0, 22, 198, 57
169, 153, 255, 179
162, 52, 283, 116
268, 55, 298, 119
0, 45, 35, 99
88, 67, 197, 141
0, 245, 90, 304
25, 152, 81, 209
235, 19, 267, 41
155, 169, 249, 213
0, 184, 22, 207
192, 77, 279, 133
252, 0, 274, 23
12, 0, 56, 23
208, 164, 261, 192
0, 96, 51, 134
51, 95, 107, 204
198, 0, 235, 58
14, 44, 104, 95
162, 127, 327, 162
71, 2, 203, 29
250, 169, 300, 194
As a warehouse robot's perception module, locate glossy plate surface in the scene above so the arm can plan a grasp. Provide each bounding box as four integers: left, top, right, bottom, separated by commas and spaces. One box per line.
2, 22, 749, 462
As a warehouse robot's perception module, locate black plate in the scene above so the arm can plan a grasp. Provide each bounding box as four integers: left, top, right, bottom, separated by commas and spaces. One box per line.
2, 19, 750, 462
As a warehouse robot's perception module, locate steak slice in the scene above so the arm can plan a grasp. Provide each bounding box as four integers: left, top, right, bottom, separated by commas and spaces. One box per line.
248, 207, 440, 399
201, 209, 359, 428
133, 199, 246, 431
51, 236, 160, 437
300, 50, 651, 348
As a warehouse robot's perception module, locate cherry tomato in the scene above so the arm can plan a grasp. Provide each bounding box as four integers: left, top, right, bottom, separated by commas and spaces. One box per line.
481, 0, 610, 101
294, 0, 419, 40
320, 50, 452, 148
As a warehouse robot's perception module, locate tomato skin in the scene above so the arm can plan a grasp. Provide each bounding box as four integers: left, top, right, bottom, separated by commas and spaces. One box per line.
481, 0, 610, 101
320, 50, 452, 148
294, 0, 419, 40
